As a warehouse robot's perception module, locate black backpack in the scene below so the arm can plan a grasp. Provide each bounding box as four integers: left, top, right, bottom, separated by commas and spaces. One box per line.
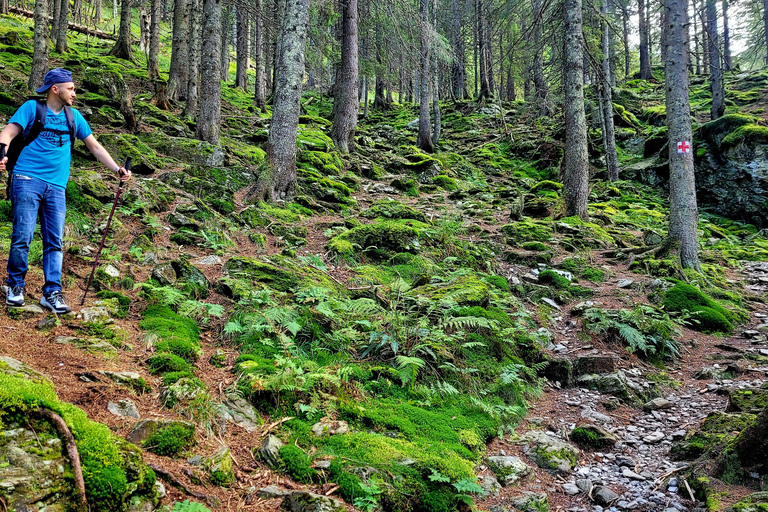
5, 99, 76, 172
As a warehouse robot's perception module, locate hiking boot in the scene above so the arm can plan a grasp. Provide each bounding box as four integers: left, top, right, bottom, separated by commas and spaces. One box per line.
40, 292, 72, 314
5, 285, 25, 306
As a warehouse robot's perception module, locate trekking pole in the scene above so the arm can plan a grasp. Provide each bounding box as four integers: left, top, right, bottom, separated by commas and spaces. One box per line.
80, 158, 131, 306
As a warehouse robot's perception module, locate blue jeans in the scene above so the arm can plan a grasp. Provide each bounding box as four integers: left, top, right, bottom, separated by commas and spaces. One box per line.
6, 174, 66, 296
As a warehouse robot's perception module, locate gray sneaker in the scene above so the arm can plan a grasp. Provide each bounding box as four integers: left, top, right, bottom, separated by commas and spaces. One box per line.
40, 292, 72, 314
5, 285, 25, 306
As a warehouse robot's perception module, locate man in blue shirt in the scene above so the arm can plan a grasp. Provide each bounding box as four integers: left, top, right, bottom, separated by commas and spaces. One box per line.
0, 68, 131, 313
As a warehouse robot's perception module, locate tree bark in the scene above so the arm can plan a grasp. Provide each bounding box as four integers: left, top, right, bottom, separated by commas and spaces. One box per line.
236, 6, 249, 89
168, 0, 190, 100
693, 0, 700, 74
0, 0, 8, 15
95, 0, 102, 23
195, 0, 222, 144
602, 0, 619, 181
253, 0, 267, 112
665, 0, 701, 270
416, 0, 434, 152
221, 4, 233, 81
431, 0, 441, 145
53, 0, 62, 43
148, 0, 161, 80
330, 0, 359, 153
29, 0, 49, 92
477, 0, 492, 100
639, 0, 650, 79
532, 0, 548, 115
56, 0, 69, 52
184, 0, 201, 118
563, 0, 589, 221
621, 5, 630, 80
450, 0, 466, 99
706, 0, 724, 120
764, 0, 768, 66
109, 0, 133, 60
247, 0, 309, 202
721, 0, 731, 71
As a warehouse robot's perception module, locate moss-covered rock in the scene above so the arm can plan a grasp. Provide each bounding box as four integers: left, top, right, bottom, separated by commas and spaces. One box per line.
663, 283, 736, 333
360, 200, 427, 222
699, 114, 758, 147
725, 388, 768, 414
518, 431, 580, 475
671, 411, 755, 461
409, 273, 490, 307
725, 492, 768, 512
224, 255, 341, 293
327, 220, 422, 260
500, 219, 554, 244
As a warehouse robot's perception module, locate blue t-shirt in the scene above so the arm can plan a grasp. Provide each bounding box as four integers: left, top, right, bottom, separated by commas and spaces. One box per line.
9, 100, 92, 189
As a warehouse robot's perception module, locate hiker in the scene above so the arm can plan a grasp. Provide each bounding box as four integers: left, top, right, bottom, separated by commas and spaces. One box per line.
0, 68, 131, 314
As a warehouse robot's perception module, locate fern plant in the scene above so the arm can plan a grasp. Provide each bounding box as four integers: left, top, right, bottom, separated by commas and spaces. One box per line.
135, 282, 224, 323
583, 306, 680, 360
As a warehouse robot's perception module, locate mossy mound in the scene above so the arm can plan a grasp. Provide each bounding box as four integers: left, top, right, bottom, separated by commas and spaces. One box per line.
143, 422, 196, 457
726, 492, 768, 512
699, 114, 757, 147
409, 273, 491, 307
327, 220, 423, 260
0, 363, 157, 511
726, 388, 768, 414
720, 124, 768, 151
663, 283, 736, 333
224, 255, 341, 293
500, 219, 554, 244
671, 411, 755, 461
360, 200, 427, 222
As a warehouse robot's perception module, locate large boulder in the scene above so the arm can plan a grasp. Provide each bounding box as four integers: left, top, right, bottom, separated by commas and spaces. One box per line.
518, 431, 580, 475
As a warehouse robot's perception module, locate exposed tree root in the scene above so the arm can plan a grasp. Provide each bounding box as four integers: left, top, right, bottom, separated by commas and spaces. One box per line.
149, 463, 216, 506
36, 408, 88, 512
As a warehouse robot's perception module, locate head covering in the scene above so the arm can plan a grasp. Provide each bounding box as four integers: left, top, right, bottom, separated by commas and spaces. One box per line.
35, 68, 74, 94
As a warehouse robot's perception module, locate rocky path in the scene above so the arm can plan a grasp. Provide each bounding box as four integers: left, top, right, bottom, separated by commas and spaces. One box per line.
477, 264, 768, 512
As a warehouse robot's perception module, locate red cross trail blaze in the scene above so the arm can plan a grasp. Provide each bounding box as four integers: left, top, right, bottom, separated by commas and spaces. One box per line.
677, 140, 690, 154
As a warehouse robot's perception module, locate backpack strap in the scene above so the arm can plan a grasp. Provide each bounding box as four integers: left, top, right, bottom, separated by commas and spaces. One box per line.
21, 99, 48, 146
62, 105, 76, 153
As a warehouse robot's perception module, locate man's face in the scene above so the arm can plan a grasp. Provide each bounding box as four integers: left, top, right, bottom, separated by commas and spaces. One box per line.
51, 81, 76, 105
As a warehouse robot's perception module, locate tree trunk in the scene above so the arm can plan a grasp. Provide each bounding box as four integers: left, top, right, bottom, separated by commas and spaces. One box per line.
112, 0, 117, 26
639, 0, 650, 79
195, 0, 222, 144
721, 0, 731, 71
140, 8, 150, 51
330, 0, 359, 153
665, 0, 700, 270
416, 0, 434, 152
431, 0, 440, 146
563, 0, 589, 221
477, 0, 492, 100
621, 6, 630, 80
184, 0, 201, 118
148, 0, 161, 80
56, 0, 69, 52
363, 76, 369, 117
236, 6, 249, 89
53, 0, 62, 43
109, 0, 133, 60
220, 4, 232, 81
253, 0, 267, 112
167, 0, 190, 99
764, 0, 768, 66
247, 0, 309, 202
602, 0, 619, 181
29, 0, 49, 92
706, 0, 724, 120
95, 0, 102, 23
73, 0, 82, 24
693, 0, 700, 74
0, 0, 8, 15
450, 0, 466, 99
532, 0, 548, 115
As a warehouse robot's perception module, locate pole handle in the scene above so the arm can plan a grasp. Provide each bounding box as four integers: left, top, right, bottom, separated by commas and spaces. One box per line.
0, 142, 6, 161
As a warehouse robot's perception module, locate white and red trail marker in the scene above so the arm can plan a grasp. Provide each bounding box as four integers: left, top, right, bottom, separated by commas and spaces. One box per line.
677, 140, 691, 154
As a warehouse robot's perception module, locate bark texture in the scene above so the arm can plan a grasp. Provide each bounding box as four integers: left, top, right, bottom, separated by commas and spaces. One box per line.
184, 0, 202, 118
253, 0, 267, 112
248, 0, 310, 201
236, 7, 250, 89
765, 0, 768, 66
220, 5, 233, 81
195, 0, 222, 144
450, 0, 466, 99
168, 0, 190, 100
602, 0, 619, 181
531, 0, 548, 115
639, 0, 651, 79
109, 0, 133, 59
29, 0, 49, 92
0, 0, 8, 15
722, 0, 731, 70
562, 0, 589, 220
330, 0, 359, 153
706, 0, 724, 120
148, 0, 162, 80
665, 0, 701, 270
56, 0, 68, 52
417, 0, 434, 152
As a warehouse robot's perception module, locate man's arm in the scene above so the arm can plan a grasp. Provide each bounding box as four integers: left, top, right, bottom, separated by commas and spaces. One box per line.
83, 134, 132, 182
0, 123, 22, 172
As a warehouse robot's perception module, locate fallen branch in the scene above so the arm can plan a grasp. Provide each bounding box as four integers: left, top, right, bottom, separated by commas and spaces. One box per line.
37, 408, 88, 512
149, 463, 210, 501
10, 6, 120, 41
683, 477, 696, 502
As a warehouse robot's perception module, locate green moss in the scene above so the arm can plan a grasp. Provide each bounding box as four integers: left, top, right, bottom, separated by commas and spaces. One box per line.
141, 306, 202, 362
432, 175, 459, 191
538, 270, 571, 288
663, 283, 736, 333
361, 200, 427, 222
327, 220, 422, 260
720, 124, 768, 150
95, 290, 131, 319
485, 275, 509, 291
410, 273, 491, 307
279, 445, 316, 483
500, 220, 553, 243
530, 180, 563, 193
144, 423, 196, 456
147, 353, 192, 375
66, 181, 102, 214
522, 241, 548, 252
700, 114, 757, 145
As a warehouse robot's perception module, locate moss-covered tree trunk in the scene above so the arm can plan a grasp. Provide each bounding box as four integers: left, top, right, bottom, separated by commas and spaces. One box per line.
167, 0, 190, 100
562, 0, 589, 221
184, 0, 202, 119
253, 0, 267, 113
195, 0, 222, 144
29, 0, 49, 92
148, 0, 161, 80
247, 0, 309, 202
235, 7, 250, 89
109, 0, 133, 60
706, 0, 724, 120
330, 0, 359, 153
665, 0, 701, 270
56, 0, 69, 52
602, 0, 619, 181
